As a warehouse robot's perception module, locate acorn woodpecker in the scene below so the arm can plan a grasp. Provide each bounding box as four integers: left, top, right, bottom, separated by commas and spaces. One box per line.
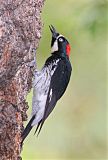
22, 25, 72, 142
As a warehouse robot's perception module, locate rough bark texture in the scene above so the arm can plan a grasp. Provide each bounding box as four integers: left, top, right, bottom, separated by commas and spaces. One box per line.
0, 0, 45, 159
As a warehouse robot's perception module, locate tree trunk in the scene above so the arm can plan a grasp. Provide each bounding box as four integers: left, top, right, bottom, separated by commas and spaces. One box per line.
0, 0, 45, 159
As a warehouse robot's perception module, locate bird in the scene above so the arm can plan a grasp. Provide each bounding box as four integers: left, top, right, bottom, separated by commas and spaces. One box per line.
21, 25, 72, 143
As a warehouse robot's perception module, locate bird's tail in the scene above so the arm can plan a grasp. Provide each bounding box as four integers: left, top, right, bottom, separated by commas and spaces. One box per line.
21, 115, 35, 144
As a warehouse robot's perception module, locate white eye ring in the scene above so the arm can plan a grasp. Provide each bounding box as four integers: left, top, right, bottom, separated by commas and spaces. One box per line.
59, 38, 64, 42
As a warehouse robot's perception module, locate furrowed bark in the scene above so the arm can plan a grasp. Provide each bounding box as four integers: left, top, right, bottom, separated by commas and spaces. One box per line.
0, 0, 45, 159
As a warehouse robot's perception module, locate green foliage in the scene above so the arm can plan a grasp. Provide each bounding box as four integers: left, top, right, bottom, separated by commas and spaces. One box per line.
22, 0, 107, 159
77, 0, 107, 35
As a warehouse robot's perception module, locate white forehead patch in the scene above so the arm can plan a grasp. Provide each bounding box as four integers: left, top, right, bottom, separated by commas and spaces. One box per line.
57, 34, 64, 39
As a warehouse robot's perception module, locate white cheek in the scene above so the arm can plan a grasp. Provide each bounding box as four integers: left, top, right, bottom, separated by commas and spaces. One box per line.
51, 40, 58, 53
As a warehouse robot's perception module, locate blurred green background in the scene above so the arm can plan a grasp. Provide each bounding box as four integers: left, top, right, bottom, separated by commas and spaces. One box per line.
22, 0, 107, 159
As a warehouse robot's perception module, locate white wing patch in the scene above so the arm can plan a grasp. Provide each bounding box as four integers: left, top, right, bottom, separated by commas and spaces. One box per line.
51, 59, 60, 76
49, 88, 52, 102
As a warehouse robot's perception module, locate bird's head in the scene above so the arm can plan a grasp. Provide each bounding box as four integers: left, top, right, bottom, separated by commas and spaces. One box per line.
49, 25, 71, 58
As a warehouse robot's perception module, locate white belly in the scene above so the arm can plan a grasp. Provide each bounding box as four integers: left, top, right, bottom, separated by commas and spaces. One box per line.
31, 91, 47, 126
31, 69, 51, 126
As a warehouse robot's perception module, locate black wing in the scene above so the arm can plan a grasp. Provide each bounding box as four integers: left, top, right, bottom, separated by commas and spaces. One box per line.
36, 58, 72, 135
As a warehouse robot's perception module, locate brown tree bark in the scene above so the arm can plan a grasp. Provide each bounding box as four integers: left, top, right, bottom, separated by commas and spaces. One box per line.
0, 0, 45, 159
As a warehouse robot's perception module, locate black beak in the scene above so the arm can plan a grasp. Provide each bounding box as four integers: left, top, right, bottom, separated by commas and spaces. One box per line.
49, 25, 59, 38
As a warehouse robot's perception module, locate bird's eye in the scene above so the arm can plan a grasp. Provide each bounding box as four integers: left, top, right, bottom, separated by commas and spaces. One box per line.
59, 38, 64, 42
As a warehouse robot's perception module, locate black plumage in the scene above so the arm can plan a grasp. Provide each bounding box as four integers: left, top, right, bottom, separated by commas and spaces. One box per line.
21, 25, 72, 143
35, 54, 72, 135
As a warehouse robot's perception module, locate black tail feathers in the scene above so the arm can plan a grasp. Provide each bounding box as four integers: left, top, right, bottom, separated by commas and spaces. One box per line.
21, 115, 35, 144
